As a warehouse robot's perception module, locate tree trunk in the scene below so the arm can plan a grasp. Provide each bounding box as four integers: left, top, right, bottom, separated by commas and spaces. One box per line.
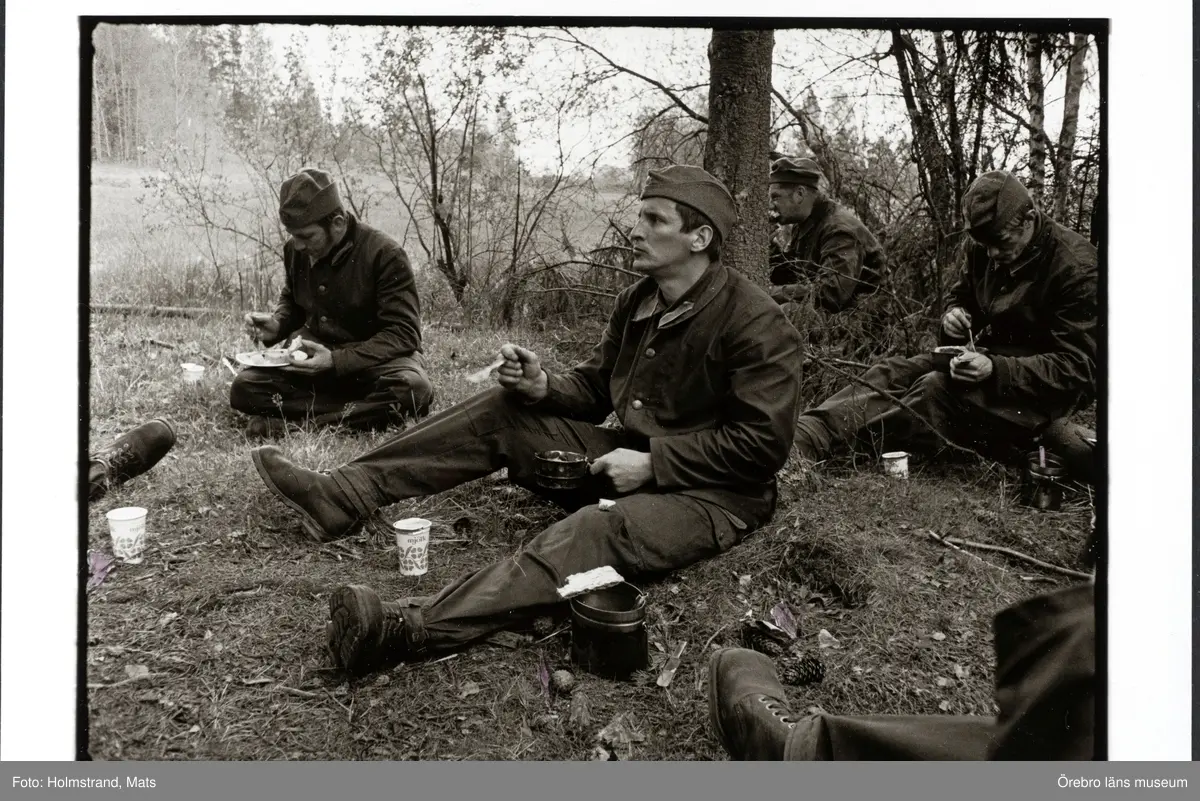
1025, 33, 1047, 201
702, 29, 774, 284
1053, 33, 1089, 221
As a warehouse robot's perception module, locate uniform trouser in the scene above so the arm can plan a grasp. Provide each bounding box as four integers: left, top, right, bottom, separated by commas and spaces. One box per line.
229, 352, 434, 430
328, 387, 751, 653
782, 583, 1095, 760
793, 353, 1050, 463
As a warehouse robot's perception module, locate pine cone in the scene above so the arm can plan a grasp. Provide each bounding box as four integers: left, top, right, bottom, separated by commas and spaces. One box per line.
532, 616, 556, 637
740, 619, 792, 658
777, 653, 825, 686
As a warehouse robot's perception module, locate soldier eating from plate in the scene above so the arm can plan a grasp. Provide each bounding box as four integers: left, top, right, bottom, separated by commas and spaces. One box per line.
232, 168, 434, 437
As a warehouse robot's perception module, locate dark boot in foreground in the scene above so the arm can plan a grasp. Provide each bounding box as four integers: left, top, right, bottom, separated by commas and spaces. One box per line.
326, 585, 412, 676
251, 446, 361, 541
708, 648, 801, 760
88, 418, 176, 502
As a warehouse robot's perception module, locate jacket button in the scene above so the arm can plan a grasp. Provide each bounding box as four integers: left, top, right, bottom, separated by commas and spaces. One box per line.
644, 348, 656, 358
631, 400, 644, 411
320, 315, 328, 322
318, 285, 327, 293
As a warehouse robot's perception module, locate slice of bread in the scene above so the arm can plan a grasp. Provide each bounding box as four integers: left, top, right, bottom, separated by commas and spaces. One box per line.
556, 566, 625, 600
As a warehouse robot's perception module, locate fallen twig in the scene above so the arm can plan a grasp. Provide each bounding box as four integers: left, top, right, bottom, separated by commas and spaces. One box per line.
88, 673, 165, 690
146, 338, 178, 350
275, 685, 319, 699
926, 529, 1010, 575
92, 303, 230, 319
944, 537, 1092, 580
804, 355, 871, 370
700, 622, 733, 654
532, 626, 570, 645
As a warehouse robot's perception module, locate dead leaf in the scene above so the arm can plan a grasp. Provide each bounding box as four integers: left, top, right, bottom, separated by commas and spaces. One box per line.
938, 700, 952, 712
596, 713, 646, 761
124, 664, 150, 680
737, 574, 752, 589
203, 630, 214, 640
87, 551, 117, 591
590, 745, 612, 761
669, 584, 680, 594
157, 611, 180, 629
568, 691, 592, 731
936, 677, 953, 688
241, 677, 274, 686
932, 631, 946, 641
229, 530, 244, 539
459, 681, 481, 699
953, 664, 970, 680
817, 629, 840, 650
770, 601, 798, 639
188, 724, 201, 734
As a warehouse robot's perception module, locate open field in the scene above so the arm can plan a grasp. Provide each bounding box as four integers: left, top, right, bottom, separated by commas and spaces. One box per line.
85, 166, 1094, 761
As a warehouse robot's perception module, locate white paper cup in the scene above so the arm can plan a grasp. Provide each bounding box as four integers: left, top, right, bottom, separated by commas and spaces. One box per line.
181, 363, 205, 384
393, 518, 431, 576
881, 451, 910, 479
106, 506, 148, 564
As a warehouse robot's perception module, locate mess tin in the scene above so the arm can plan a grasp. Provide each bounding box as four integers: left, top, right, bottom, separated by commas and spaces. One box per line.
534, 450, 591, 490
570, 582, 649, 680
931, 345, 966, 372
1022, 450, 1066, 511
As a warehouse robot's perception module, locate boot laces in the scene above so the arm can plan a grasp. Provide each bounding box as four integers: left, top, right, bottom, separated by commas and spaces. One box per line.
106, 443, 138, 475
758, 695, 798, 728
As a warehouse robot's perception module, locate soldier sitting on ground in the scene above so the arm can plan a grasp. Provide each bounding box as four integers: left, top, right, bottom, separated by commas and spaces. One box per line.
791, 170, 1098, 478
232, 168, 435, 438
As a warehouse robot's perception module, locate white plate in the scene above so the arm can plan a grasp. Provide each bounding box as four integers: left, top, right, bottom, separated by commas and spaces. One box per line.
235, 350, 292, 368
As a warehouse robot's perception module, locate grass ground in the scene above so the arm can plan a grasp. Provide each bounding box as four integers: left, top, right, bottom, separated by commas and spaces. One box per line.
85, 165, 1095, 761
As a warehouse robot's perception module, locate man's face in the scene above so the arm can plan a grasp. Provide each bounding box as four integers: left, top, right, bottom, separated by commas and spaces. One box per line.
287, 219, 339, 261
769, 184, 810, 224
971, 214, 1036, 265
630, 198, 704, 273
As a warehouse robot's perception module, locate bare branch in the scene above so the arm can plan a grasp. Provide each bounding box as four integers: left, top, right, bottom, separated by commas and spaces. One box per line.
554, 27, 709, 125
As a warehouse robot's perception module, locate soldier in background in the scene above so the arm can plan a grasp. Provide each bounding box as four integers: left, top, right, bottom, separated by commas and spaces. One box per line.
767, 156, 887, 314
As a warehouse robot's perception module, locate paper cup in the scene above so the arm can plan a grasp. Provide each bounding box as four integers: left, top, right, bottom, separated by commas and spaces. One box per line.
181, 363, 205, 384
106, 506, 148, 564
881, 451, 909, 479
393, 518, 431, 576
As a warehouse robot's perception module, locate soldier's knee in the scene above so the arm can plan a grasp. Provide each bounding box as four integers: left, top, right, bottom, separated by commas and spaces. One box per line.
377, 367, 435, 416
913, 369, 951, 395
1040, 418, 1096, 484
229, 371, 274, 413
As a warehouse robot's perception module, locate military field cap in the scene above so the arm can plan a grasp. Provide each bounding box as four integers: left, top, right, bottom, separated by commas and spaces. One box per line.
279, 167, 343, 228
641, 164, 736, 241
769, 156, 823, 188
961, 171, 1035, 238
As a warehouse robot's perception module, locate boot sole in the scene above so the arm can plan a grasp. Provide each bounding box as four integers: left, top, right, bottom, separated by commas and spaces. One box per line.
251, 448, 337, 543
328, 586, 379, 676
